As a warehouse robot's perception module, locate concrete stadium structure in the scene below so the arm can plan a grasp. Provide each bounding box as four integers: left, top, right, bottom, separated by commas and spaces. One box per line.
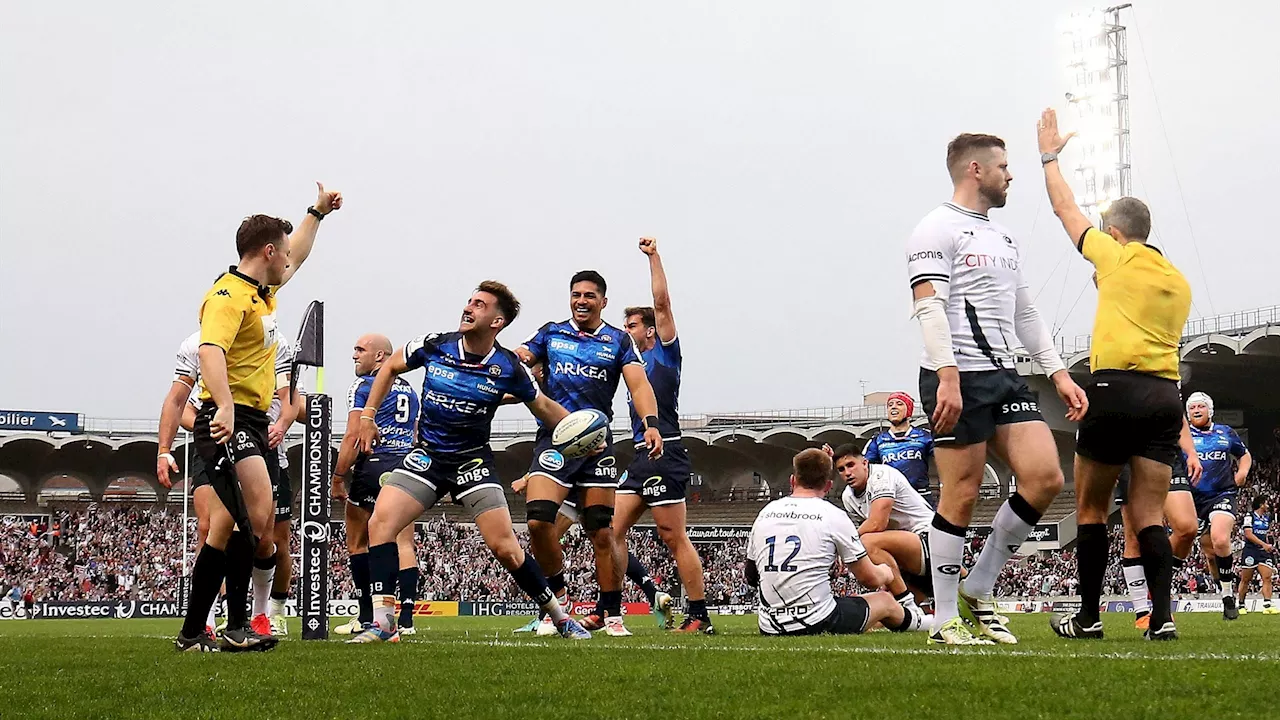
5, 305, 1280, 531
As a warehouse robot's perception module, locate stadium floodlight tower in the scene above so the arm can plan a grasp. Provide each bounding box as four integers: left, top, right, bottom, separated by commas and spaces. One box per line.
1062, 4, 1131, 220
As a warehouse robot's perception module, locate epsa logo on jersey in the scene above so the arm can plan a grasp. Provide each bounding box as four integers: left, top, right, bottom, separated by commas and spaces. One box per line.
539, 449, 565, 471
549, 339, 578, 352
428, 365, 458, 381
404, 450, 433, 472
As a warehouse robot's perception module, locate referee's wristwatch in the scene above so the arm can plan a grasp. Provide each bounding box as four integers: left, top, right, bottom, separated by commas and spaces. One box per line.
1040, 152, 1059, 166
307, 206, 327, 221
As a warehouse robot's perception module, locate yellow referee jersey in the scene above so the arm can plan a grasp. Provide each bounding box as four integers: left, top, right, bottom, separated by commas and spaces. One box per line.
198, 267, 280, 411
1079, 228, 1191, 381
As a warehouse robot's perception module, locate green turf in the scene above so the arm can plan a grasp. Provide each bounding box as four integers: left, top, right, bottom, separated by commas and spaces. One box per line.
1, 613, 1276, 719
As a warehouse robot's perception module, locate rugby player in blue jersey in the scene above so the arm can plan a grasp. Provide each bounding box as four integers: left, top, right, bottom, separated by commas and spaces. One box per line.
864, 393, 936, 506
517, 270, 664, 637
330, 334, 423, 636
613, 237, 711, 633
350, 281, 590, 642
1237, 496, 1276, 615
1186, 392, 1252, 620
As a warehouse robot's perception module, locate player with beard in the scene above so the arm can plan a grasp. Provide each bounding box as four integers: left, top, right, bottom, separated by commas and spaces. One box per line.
907, 132, 1088, 645
349, 282, 590, 643
863, 393, 935, 505
1186, 392, 1252, 620
331, 334, 422, 636
516, 270, 664, 637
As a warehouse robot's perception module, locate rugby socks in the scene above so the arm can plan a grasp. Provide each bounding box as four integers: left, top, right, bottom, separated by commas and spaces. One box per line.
398, 567, 419, 628
181, 544, 227, 639
966, 493, 1040, 599
509, 553, 567, 623
927, 514, 967, 627
269, 591, 288, 618
1137, 525, 1175, 629
889, 603, 923, 633
205, 604, 218, 632
626, 552, 659, 606
1075, 523, 1109, 625
1214, 555, 1236, 597
350, 552, 372, 625
541, 571, 567, 620
687, 599, 708, 620
224, 531, 255, 630
1121, 557, 1151, 618
368, 542, 400, 632
251, 554, 276, 618
598, 590, 623, 618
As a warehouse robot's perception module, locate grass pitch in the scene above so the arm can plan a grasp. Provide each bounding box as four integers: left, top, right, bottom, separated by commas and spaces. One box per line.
2, 613, 1275, 719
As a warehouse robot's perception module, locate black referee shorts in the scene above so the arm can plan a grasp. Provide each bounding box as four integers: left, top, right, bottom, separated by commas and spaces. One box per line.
193, 403, 270, 532
1076, 370, 1182, 468
1114, 452, 1190, 505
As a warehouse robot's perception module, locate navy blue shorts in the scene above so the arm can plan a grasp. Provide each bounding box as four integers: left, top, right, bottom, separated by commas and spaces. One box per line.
619, 440, 691, 506
390, 446, 501, 507
527, 429, 621, 490
348, 454, 402, 512
1193, 491, 1238, 535
1241, 544, 1275, 570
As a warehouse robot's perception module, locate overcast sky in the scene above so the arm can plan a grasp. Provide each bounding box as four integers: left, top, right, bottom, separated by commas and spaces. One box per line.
2, 1, 1276, 421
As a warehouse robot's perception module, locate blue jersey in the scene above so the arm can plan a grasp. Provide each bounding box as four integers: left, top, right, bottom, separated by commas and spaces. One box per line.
521, 320, 643, 421
1246, 511, 1271, 548
864, 427, 934, 494
1189, 423, 1247, 497
348, 374, 419, 458
404, 332, 538, 455
628, 336, 681, 444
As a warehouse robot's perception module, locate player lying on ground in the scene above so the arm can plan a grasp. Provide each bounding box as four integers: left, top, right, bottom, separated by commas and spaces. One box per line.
746, 449, 929, 636
350, 281, 590, 643
331, 334, 422, 636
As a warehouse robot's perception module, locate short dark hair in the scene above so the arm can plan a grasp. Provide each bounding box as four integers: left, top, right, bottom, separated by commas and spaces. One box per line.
792, 449, 833, 490
1101, 197, 1152, 241
946, 133, 1006, 182
236, 214, 293, 258
1253, 495, 1269, 511
831, 444, 863, 466
624, 306, 655, 328
477, 280, 520, 325
570, 270, 607, 296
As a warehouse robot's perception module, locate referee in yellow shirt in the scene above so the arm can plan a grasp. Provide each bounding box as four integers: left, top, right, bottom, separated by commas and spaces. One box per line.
1036, 109, 1192, 642
175, 183, 343, 652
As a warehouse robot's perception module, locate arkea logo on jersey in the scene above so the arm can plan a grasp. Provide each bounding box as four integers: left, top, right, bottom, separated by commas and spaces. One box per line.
1199, 450, 1230, 461
424, 390, 485, 415
882, 449, 924, 463
552, 362, 609, 380
539, 449, 565, 471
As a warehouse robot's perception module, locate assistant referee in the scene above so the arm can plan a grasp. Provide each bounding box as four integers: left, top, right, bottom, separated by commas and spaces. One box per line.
175, 183, 342, 652
1036, 109, 1192, 641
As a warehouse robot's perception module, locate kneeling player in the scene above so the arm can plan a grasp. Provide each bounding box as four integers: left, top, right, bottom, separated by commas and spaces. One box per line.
350, 282, 589, 643
1238, 496, 1276, 615
745, 449, 927, 636
331, 334, 422, 635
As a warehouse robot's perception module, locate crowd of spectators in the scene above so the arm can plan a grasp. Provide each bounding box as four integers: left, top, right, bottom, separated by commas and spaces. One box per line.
4, 452, 1278, 605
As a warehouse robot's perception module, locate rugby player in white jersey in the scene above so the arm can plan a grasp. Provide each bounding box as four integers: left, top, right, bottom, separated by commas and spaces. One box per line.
746, 449, 928, 636
906, 133, 1088, 645
830, 444, 937, 615
158, 330, 298, 639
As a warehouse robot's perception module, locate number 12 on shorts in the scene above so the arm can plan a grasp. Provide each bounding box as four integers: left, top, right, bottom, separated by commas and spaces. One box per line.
764, 535, 801, 572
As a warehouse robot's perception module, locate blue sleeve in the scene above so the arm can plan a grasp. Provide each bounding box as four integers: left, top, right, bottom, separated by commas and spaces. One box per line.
403, 334, 433, 371
508, 361, 539, 404
620, 335, 645, 367
863, 435, 881, 463
521, 324, 550, 365
347, 378, 370, 412
923, 433, 935, 460
662, 336, 681, 364
1227, 428, 1248, 458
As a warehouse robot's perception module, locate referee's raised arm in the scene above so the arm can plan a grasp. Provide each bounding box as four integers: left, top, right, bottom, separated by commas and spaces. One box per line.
1036, 108, 1092, 246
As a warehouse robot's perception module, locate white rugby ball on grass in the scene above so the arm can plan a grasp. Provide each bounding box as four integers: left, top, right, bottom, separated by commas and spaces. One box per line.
552, 409, 610, 459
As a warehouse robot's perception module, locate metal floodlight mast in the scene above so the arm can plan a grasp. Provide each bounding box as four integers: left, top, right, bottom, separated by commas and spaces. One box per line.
1063, 4, 1131, 218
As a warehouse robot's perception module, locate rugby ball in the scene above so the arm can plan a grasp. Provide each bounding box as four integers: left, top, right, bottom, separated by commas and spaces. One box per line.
552, 409, 610, 459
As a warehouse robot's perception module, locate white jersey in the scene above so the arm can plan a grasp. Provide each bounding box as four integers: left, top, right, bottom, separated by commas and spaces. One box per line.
747, 496, 866, 635
175, 332, 296, 423
906, 202, 1028, 372
841, 464, 934, 533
